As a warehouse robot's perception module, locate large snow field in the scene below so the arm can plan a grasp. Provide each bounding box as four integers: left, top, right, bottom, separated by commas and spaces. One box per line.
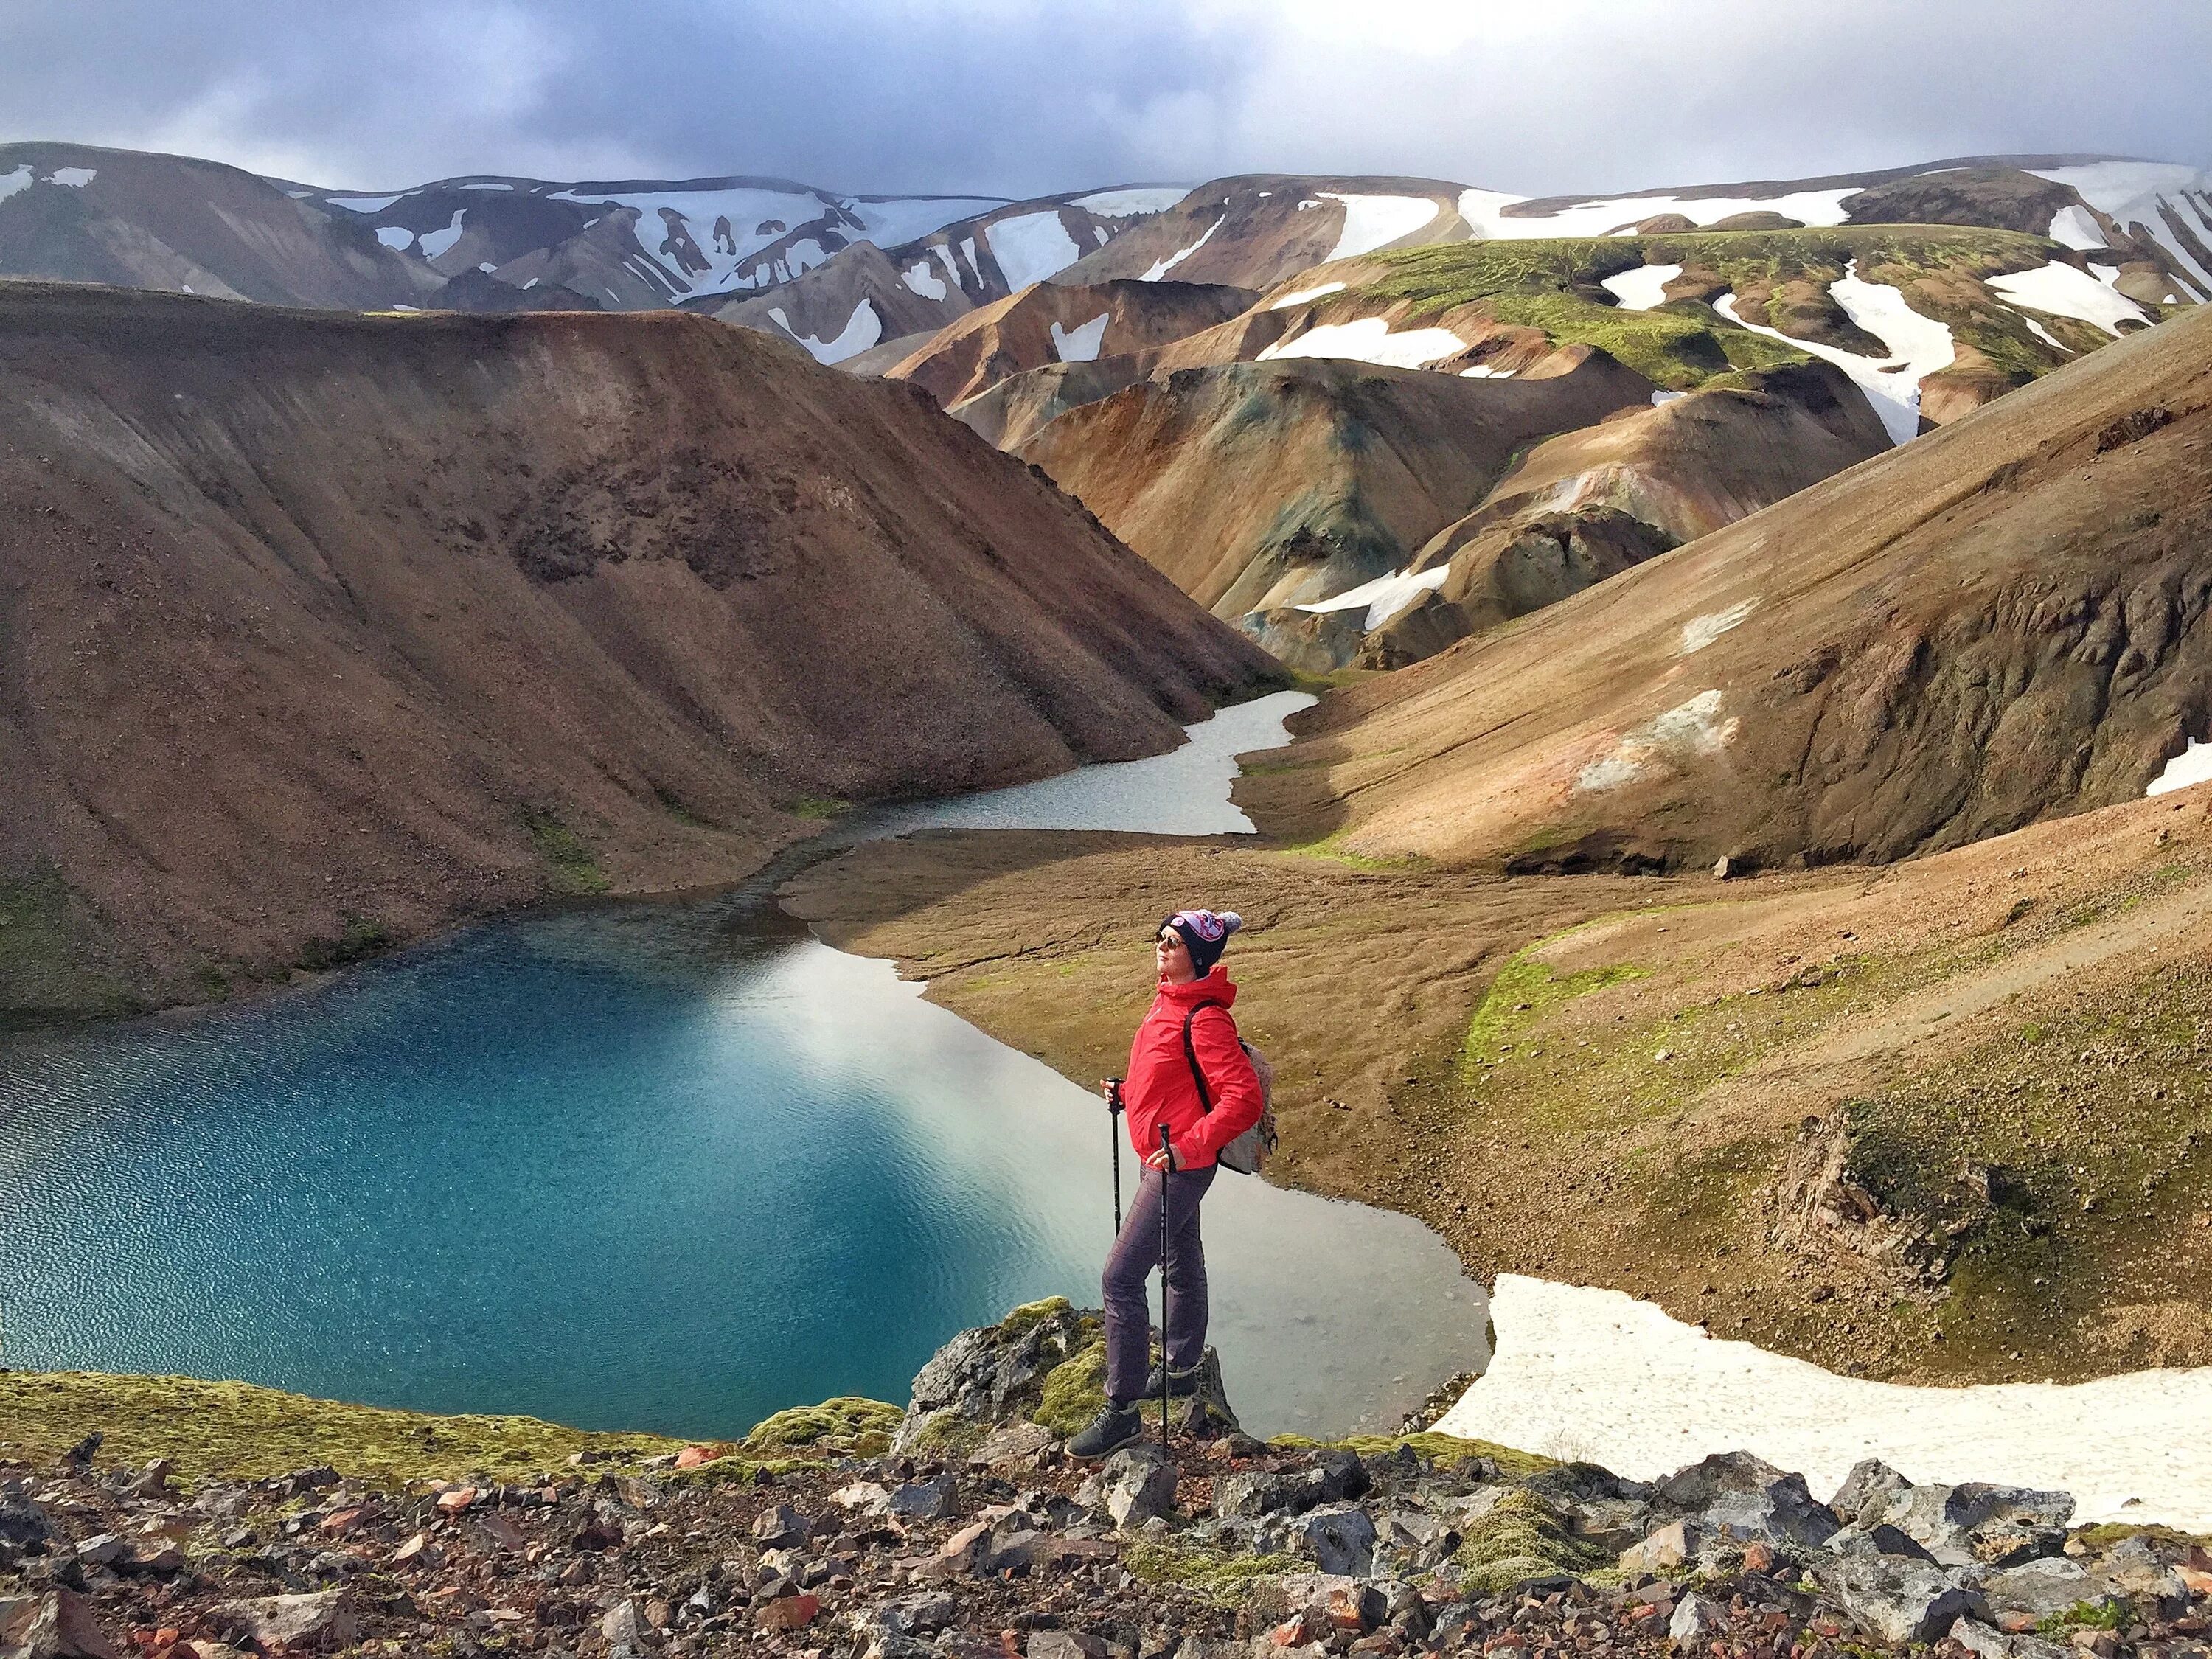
845, 195, 1002, 248
1601, 262, 1683, 311
1051, 312, 1110, 362
2149, 739, 2212, 798
0, 165, 34, 205
418, 211, 468, 260
1460, 186, 1862, 240
1321, 193, 1442, 262
768, 300, 882, 364
2028, 162, 2212, 293
2047, 204, 2108, 251
1439, 1276, 2212, 1531
1272, 279, 1347, 310
1989, 260, 2153, 335
1258, 316, 1467, 369
1293, 565, 1451, 630
551, 184, 833, 297
985, 209, 1083, 290
1141, 215, 1223, 281
1716, 262, 1953, 447
1072, 186, 1189, 217
325, 192, 409, 212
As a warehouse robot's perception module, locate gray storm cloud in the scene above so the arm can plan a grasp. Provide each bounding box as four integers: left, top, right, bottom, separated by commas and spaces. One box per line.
1, 0, 2206, 195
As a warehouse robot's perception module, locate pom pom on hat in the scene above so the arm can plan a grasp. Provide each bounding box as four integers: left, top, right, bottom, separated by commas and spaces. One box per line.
1163, 908, 1242, 975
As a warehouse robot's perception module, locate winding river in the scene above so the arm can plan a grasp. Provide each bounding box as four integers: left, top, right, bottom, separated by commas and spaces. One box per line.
0, 693, 1489, 1441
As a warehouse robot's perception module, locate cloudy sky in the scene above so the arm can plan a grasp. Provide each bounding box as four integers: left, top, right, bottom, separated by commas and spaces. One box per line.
5, 0, 2208, 195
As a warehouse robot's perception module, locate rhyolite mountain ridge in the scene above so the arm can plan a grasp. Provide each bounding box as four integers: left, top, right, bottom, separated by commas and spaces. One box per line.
0, 281, 1280, 1023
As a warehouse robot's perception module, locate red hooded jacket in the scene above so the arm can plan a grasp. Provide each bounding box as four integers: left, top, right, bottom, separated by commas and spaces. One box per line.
1123, 967, 1265, 1170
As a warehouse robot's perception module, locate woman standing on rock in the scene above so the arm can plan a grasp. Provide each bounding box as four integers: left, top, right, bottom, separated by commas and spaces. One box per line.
1067, 909, 1266, 1458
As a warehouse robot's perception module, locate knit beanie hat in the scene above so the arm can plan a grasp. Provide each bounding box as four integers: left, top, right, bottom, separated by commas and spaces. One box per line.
1162, 909, 1243, 976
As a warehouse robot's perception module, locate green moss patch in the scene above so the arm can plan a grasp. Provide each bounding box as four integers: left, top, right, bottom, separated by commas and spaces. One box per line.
1462, 943, 1646, 1076
525, 808, 611, 895
791, 796, 852, 821
1123, 1541, 1301, 1605
1269, 1430, 1554, 1481
1031, 1338, 1110, 1439
1452, 1487, 1609, 1593
296, 913, 391, 972
740, 1397, 901, 1461
0, 1371, 686, 1487
0, 867, 139, 1024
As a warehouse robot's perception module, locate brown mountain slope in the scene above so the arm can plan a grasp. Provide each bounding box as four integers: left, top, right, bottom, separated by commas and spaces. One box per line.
0, 283, 1279, 1022
883, 278, 1253, 408
1015, 350, 1654, 619
944, 357, 1149, 451
0, 142, 438, 309
1243, 302, 2212, 871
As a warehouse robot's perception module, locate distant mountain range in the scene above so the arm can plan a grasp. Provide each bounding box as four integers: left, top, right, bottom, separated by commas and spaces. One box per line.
3, 142, 2205, 361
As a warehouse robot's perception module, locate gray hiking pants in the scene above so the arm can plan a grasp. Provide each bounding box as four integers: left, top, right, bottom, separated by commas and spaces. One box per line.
1102, 1162, 1217, 1403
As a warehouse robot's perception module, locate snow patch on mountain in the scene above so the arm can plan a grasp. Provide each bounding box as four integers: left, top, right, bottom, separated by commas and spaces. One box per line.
1681, 600, 1758, 654
2047, 204, 2107, 251
1991, 259, 2155, 335
1050, 313, 1110, 362
1440, 1276, 2212, 1530
768, 300, 882, 364
1258, 316, 1466, 368
375, 226, 415, 251
2149, 739, 2212, 798
2028, 161, 2212, 292
419, 211, 468, 260
0, 165, 32, 205
1271, 280, 1346, 309
1294, 566, 1452, 630
1601, 262, 1682, 311
1321, 193, 1441, 261
327, 193, 410, 212
845, 195, 1003, 247
46, 167, 96, 188
1464, 185, 1861, 240
1141, 216, 1222, 281
901, 259, 947, 300
1717, 262, 1952, 446
1072, 187, 1189, 217
987, 210, 1083, 290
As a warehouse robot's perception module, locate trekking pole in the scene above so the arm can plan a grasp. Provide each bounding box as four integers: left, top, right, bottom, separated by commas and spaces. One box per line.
1158, 1122, 1175, 1453
1105, 1078, 1125, 1236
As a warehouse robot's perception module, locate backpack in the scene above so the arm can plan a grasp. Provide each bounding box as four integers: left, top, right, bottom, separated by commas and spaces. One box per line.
1181, 1001, 1279, 1175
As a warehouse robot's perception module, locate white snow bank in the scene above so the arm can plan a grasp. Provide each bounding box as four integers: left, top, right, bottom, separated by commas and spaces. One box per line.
0, 165, 32, 205
1272, 280, 1346, 310
1259, 316, 1465, 369
1462, 364, 1517, 379
1681, 599, 1758, 653
1989, 260, 2152, 336
1071, 186, 1189, 217
1461, 186, 1861, 240
1574, 689, 1735, 793
933, 244, 964, 288
375, 226, 415, 251
1051, 312, 1110, 362
901, 259, 947, 300
2149, 739, 2212, 797
326, 193, 408, 212
986, 209, 1082, 290
1140, 215, 1222, 281
2020, 314, 2072, 354
1438, 1276, 2212, 1531
2028, 161, 2212, 294
1650, 389, 1686, 405
418, 210, 468, 260
46, 167, 95, 188
1601, 262, 1683, 312
768, 300, 882, 365
1321, 193, 1441, 262
459, 181, 514, 191
2048, 204, 2107, 251
1716, 260, 1952, 447
1293, 566, 1451, 630
844, 195, 1002, 248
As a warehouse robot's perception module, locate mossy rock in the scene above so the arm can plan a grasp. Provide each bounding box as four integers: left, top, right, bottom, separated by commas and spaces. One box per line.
741, 1397, 902, 1461
1030, 1338, 1110, 1439
1453, 1488, 1609, 1592
1270, 1430, 1554, 1480
896, 1297, 1105, 1454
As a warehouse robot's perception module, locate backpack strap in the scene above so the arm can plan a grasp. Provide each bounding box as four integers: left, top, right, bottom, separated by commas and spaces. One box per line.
1181, 1001, 1225, 1114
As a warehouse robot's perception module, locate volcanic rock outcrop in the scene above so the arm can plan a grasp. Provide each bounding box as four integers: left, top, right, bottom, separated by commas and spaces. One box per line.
0, 283, 1279, 1021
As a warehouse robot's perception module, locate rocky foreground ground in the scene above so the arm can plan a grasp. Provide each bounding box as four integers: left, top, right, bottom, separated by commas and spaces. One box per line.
3, 1301, 2208, 1659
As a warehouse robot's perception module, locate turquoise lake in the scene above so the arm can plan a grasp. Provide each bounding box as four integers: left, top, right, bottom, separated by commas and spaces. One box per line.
0, 693, 1488, 1440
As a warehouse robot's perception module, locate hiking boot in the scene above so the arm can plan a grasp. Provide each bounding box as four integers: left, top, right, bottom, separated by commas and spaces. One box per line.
1143, 1363, 1203, 1399
1065, 1402, 1144, 1459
